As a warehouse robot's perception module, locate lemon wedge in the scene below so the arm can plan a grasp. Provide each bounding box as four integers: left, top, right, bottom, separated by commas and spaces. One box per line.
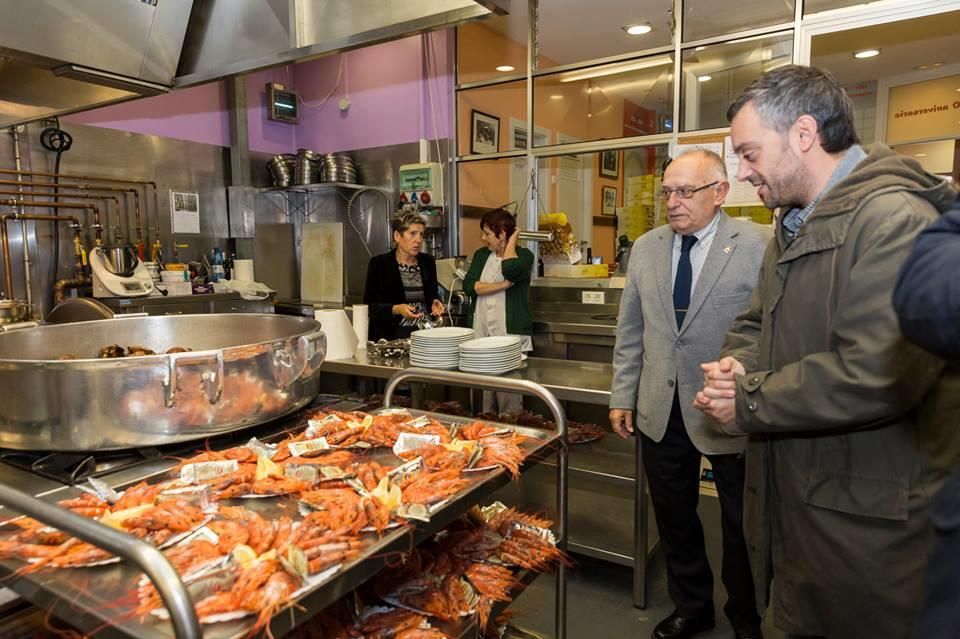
255, 455, 283, 481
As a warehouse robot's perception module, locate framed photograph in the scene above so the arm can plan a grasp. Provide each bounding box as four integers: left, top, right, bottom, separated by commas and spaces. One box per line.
601, 186, 617, 216
471, 110, 500, 154
599, 149, 620, 179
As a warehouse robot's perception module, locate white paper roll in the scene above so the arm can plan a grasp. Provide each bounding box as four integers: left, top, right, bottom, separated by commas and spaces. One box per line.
351, 304, 368, 347
314, 309, 358, 360
233, 259, 254, 282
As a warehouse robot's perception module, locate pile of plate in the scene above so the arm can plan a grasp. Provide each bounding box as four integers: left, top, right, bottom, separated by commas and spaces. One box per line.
320, 153, 358, 184
410, 327, 475, 369
459, 336, 524, 374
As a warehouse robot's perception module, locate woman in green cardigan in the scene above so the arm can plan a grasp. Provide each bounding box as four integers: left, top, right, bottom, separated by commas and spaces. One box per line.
462, 208, 534, 414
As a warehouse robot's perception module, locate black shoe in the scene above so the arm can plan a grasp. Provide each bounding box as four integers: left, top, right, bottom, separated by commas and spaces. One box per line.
733, 629, 764, 639
651, 611, 716, 639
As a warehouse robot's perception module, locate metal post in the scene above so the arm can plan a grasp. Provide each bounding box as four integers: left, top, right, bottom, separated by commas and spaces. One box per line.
382, 367, 567, 639
10, 127, 31, 314
633, 430, 649, 608
0, 483, 201, 639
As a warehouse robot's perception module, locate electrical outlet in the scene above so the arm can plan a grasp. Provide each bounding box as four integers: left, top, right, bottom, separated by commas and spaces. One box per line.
581, 291, 605, 305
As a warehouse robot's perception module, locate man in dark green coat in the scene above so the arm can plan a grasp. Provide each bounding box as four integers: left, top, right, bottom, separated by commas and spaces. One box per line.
695, 65, 960, 638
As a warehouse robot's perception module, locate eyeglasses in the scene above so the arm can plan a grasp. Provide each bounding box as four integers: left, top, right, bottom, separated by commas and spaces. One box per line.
658, 181, 719, 199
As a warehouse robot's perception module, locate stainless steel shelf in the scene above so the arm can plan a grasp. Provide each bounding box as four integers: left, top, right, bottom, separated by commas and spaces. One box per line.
260, 182, 388, 194
540, 434, 635, 484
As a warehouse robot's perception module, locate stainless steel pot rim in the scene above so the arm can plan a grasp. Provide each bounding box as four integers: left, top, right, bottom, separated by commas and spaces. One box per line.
0, 313, 324, 364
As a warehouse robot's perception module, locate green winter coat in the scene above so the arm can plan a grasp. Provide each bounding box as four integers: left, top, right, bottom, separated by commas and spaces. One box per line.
722, 144, 960, 637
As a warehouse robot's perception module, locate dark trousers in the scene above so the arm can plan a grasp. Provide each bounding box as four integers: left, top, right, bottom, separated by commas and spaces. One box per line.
641, 392, 760, 631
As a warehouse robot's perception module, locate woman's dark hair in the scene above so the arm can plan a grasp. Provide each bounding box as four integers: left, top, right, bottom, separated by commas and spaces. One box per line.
480, 208, 516, 238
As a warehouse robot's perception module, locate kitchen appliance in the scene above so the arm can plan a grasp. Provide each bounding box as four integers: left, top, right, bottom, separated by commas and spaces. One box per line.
0, 313, 326, 450
90, 244, 155, 298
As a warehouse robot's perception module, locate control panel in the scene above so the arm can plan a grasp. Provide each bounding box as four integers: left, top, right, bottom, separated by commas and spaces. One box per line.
398, 162, 443, 209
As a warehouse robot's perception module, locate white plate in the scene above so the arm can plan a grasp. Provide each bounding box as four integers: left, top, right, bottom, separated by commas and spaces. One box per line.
411, 327, 475, 339
459, 336, 523, 351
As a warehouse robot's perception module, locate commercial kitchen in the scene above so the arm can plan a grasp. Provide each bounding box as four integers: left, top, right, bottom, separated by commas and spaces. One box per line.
0, 1, 957, 638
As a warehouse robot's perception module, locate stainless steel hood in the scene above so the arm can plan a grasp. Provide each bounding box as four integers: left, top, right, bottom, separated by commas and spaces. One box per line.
0, 0, 504, 129
175, 0, 506, 87
0, 0, 194, 128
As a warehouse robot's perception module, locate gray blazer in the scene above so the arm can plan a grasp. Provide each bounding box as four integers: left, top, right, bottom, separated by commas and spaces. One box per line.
610, 212, 771, 455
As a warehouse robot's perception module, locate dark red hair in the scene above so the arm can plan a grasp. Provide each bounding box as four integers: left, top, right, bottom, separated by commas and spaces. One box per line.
480, 208, 516, 238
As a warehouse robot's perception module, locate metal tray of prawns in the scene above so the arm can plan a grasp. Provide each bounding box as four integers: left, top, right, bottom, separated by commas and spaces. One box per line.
0, 406, 561, 639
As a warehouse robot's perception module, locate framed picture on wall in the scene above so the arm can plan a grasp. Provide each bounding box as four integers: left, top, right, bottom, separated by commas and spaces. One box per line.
471, 110, 500, 154
601, 186, 617, 216
599, 150, 620, 179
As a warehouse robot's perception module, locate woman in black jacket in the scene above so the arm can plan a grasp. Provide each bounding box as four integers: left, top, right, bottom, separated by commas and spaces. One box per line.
363, 213, 445, 341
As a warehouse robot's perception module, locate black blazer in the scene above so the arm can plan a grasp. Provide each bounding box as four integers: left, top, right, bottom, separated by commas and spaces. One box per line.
363, 250, 440, 341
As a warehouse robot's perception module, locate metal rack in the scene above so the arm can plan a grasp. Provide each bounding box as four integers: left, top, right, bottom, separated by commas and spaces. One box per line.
384, 367, 569, 639
0, 371, 569, 638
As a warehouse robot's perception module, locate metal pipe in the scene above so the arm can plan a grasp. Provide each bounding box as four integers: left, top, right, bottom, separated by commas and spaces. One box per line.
9, 128, 31, 311
0, 168, 153, 249
517, 230, 553, 242
0, 178, 134, 242
382, 367, 568, 639
0, 190, 119, 240
1, 212, 81, 298
0, 483, 201, 639
2, 200, 101, 244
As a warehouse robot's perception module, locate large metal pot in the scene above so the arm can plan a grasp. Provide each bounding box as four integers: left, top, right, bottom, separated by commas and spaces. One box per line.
0, 314, 326, 451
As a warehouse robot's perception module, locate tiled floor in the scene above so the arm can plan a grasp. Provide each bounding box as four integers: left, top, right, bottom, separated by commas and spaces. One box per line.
505, 496, 783, 639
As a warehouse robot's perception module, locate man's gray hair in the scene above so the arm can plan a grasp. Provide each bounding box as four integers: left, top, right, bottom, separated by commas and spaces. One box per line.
727, 64, 859, 153
674, 149, 728, 182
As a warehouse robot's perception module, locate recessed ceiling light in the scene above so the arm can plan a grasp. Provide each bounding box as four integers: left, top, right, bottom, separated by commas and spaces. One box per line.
853, 49, 880, 59
495, 65, 515, 72
695, 46, 707, 52
697, 75, 712, 82
550, 94, 564, 100
931, 62, 944, 68
914, 153, 928, 157
623, 24, 652, 36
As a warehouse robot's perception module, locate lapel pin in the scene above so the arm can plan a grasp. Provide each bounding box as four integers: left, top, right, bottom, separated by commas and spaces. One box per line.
723, 245, 732, 254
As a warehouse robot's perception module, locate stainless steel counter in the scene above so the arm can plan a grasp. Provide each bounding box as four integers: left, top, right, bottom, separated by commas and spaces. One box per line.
101, 292, 274, 316
321, 352, 614, 405
532, 311, 617, 338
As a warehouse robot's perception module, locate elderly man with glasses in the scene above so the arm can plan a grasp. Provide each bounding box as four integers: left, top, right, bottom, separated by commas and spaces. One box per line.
610, 149, 771, 639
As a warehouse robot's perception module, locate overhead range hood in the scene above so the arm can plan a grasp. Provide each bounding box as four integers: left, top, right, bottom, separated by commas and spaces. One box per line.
0, 0, 505, 129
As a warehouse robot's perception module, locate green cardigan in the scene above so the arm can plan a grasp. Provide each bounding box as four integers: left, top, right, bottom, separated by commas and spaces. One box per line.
462, 246, 534, 335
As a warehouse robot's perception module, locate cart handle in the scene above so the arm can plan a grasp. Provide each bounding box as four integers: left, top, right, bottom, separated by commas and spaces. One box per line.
383, 367, 567, 440
0, 483, 201, 639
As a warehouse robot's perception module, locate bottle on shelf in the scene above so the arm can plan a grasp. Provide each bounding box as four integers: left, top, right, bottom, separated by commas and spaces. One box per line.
211, 247, 226, 283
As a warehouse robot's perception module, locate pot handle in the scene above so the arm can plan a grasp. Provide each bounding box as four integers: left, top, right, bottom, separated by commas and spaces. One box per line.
163, 351, 225, 407
299, 328, 327, 378
270, 342, 302, 390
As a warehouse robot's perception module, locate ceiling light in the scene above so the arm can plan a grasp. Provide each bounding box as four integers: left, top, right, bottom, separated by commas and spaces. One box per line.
697, 75, 712, 82
853, 49, 880, 59
623, 24, 652, 36
550, 94, 564, 100
495, 65, 515, 72
695, 46, 707, 52
558, 56, 673, 83
914, 153, 928, 157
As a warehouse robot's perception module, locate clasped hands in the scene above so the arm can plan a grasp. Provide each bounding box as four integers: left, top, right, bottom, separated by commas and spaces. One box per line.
694, 356, 744, 430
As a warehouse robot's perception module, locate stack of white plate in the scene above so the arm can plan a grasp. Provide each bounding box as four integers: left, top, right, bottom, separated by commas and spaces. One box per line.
410, 327, 476, 369
459, 336, 524, 374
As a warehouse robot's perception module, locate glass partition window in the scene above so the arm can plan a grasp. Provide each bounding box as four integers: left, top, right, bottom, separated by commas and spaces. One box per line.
457, 9, 528, 84
458, 159, 530, 256
533, 54, 675, 147
680, 33, 793, 131
803, 0, 870, 16
534, 144, 669, 266
457, 81, 527, 156
683, 0, 795, 42
536, 0, 673, 69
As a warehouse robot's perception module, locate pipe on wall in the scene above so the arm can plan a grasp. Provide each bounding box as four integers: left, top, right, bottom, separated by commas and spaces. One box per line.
1, 211, 82, 299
